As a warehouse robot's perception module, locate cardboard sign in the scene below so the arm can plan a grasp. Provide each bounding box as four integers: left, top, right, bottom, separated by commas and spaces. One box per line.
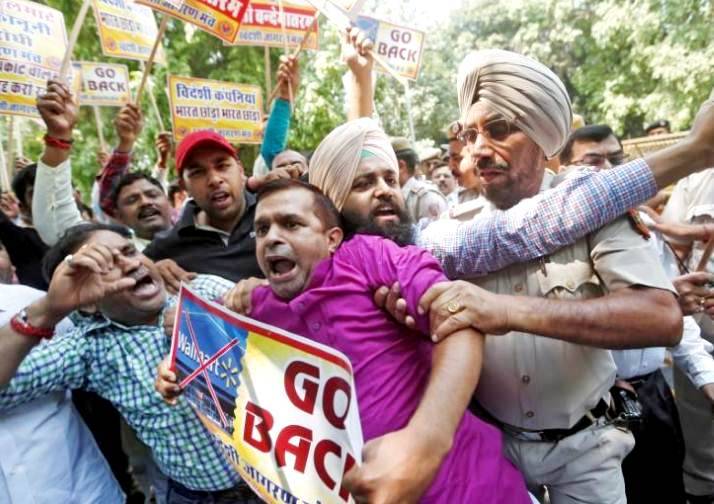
135, 0, 249, 44
0, 0, 67, 117
92, 0, 167, 64
355, 15, 425, 81
229, 0, 318, 50
75, 62, 130, 107
170, 286, 363, 504
168, 75, 263, 144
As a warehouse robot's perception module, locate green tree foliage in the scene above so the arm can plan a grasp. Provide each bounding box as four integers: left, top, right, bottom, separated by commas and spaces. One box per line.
11, 0, 714, 196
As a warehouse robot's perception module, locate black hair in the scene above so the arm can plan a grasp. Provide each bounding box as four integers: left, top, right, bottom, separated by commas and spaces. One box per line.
109, 172, 165, 211
255, 178, 342, 231
42, 223, 132, 282
394, 149, 419, 175
645, 119, 670, 134
559, 125, 621, 164
11, 163, 37, 207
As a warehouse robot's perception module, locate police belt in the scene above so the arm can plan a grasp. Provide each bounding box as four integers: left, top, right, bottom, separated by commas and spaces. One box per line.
478, 399, 612, 442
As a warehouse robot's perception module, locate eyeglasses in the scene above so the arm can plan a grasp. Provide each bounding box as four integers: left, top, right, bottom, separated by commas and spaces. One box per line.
457, 118, 517, 146
572, 152, 628, 168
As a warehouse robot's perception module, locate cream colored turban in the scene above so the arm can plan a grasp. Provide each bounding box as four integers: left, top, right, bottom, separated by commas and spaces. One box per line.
309, 118, 398, 211
457, 49, 572, 159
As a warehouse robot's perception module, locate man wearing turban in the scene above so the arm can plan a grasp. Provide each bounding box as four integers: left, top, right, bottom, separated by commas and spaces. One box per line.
303, 47, 714, 503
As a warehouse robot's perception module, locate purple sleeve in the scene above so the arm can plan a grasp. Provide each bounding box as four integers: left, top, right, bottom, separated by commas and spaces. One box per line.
350, 235, 447, 336
418, 158, 658, 278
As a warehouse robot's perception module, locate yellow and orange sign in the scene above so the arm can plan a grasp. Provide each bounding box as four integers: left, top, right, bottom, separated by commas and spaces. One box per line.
136, 0, 249, 44
168, 75, 263, 144
229, 0, 318, 50
0, 0, 67, 117
92, 0, 167, 64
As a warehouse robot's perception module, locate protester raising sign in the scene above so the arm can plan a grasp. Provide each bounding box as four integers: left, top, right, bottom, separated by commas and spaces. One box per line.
135, 0, 249, 44
0, 0, 67, 117
76, 62, 130, 107
169, 286, 363, 504
92, 0, 167, 64
168, 75, 264, 144
355, 15, 425, 81
229, 0, 319, 50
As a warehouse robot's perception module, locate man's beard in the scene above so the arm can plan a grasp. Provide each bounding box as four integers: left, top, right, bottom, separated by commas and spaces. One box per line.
342, 206, 415, 247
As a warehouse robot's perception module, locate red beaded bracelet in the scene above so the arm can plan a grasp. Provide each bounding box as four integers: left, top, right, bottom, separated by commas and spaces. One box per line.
44, 134, 73, 150
10, 309, 55, 339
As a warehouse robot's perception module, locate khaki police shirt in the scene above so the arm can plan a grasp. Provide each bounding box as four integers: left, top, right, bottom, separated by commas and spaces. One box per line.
402, 177, 448, 224
455, 169, 676, 430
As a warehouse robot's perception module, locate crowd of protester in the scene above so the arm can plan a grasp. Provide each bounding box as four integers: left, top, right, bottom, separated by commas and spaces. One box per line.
2, 27, 714, 504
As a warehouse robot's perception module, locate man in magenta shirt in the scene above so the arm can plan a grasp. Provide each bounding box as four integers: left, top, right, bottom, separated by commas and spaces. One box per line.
246, 179, 530, 503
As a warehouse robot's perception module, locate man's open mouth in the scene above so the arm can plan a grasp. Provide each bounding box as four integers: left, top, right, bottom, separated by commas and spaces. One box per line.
266, 256, 297, 281
130, 269, 160, 298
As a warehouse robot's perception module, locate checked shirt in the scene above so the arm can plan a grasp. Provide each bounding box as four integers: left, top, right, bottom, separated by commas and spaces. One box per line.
0, 275, 238, 492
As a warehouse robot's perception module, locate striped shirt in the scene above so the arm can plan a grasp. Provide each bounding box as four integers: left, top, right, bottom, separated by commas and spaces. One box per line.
418, 159, 657, 278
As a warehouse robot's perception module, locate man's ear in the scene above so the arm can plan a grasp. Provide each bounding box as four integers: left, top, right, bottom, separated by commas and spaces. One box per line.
326, 227, 344, 254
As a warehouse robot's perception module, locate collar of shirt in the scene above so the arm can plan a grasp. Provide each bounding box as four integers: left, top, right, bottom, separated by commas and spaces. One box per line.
176, 192, 256, 240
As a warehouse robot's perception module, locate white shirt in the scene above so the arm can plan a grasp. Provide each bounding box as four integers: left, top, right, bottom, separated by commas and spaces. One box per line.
0, 284, 123, 504
612, 213, 714, 388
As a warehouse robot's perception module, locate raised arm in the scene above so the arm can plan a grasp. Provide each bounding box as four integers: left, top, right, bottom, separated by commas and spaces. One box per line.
33, 80, 83, 246
343, 26, 375, 121
98, 104, 143, 216
261, 55, 299, 169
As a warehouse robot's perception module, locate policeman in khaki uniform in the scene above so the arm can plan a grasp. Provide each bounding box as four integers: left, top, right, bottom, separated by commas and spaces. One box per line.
391, 137, 447, 224
467, 169, 677, 503
423, 49, 684, 504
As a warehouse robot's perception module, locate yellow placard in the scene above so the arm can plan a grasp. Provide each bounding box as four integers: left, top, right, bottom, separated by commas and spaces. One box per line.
92, 0, 167, 64
170, 286, 363, 504
355, 15, 425, 81
229, 0, 319, 50
77, 62, 131, 107
135, 0, 248, 44
168, 75, 263, 144
0, 0, 67, 117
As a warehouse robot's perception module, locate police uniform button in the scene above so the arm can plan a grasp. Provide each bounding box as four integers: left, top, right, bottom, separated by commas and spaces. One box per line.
514, 283, 524, 293
566, 281, 575, 290
526, 411, 535, 418
521, 375, 531, 384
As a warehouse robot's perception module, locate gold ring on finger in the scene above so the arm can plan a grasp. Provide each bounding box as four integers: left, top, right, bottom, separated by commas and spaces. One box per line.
446, 300, 464, 314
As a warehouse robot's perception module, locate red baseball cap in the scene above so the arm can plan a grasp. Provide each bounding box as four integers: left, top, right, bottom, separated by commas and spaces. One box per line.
175, 130, 237, 176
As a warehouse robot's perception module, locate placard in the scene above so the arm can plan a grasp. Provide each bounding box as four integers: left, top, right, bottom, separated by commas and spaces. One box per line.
0, 0, 67, 117
92, 0, 167, 64
169, 286, 363, 504
77, 61, 130, 107
229, 0, 318, 50
135, 0, 249, 44
168, 75, 263, 144
355, 15, 425, 81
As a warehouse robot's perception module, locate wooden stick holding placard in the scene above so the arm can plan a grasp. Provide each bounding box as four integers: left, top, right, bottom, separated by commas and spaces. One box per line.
6, 117, 15, 178
13, 119, 22, 160
135, 16, 169, 106
264, 47, 272, 114
266, 14, 319, 105
0, 135, 9, 192
403, 80, 416, 143
59, 0, 92, 81
277, 0, 294, 111
93, 106, 108, 153
139, 62, 166, 132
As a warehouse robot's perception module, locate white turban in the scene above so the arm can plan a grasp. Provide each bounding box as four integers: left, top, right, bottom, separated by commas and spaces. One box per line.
457, 49, 572, 159
309, 118, 397, 211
